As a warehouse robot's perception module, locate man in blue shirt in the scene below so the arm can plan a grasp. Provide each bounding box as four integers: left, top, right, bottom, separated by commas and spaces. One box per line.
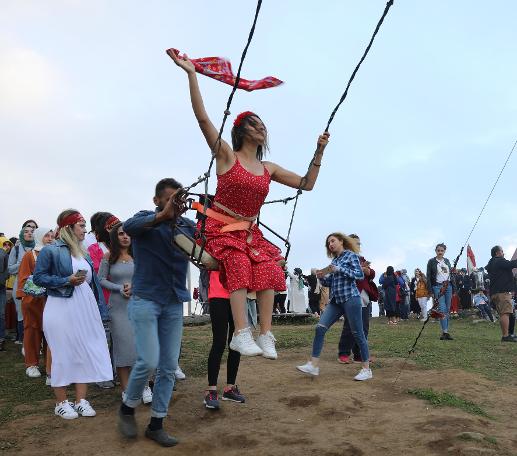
118, 178, 194, 447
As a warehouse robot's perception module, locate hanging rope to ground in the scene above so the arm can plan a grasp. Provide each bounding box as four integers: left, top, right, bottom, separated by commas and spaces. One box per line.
393, 136, 517, 386
277, 0, 395, 242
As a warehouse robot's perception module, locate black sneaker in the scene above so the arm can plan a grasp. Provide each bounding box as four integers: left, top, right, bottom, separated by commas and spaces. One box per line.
145, 428, 178, 447
501, 335, 517, 342
203, 390, 220, 409
440, 333, 454, 340
222, 385, 245, 403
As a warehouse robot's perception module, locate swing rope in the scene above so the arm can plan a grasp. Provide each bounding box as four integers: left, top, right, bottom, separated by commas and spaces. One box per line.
393, 136, 517, 386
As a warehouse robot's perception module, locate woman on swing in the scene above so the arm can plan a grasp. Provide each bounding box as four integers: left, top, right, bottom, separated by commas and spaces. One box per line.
168, 49, 329, 359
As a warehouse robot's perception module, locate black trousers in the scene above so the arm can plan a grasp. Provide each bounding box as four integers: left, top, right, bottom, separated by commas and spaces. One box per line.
338, 305, 370, 361
273, 293, 287, 314
208, 298, 241, 386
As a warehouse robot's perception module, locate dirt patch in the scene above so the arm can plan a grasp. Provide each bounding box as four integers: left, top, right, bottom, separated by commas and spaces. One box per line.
1, 348, 516, 456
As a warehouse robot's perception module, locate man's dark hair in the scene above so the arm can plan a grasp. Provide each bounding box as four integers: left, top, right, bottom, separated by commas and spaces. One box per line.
155, 178, 183, 197
490, 245, 502, 258
435, 243, 447, 251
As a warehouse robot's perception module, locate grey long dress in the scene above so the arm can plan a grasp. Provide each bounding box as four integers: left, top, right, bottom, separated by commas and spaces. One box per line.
98, 259, 136, 368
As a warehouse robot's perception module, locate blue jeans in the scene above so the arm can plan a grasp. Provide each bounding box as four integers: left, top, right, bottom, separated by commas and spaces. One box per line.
312, 296, 369, 362
0, 289, 6, 342
433, 284, 452, 332
477, 304, 494, 322
124, 295, 183, 418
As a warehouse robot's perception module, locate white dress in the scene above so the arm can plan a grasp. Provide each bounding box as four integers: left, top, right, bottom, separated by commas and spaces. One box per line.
288, 272, 308, 313
43, 255, 113, 387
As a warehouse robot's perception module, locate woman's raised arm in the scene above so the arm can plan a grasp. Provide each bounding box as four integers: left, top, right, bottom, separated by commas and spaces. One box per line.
166, 49, 233, 163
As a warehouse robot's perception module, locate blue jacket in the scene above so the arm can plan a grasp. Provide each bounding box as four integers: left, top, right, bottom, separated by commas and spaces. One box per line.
123, 210, 195, 305
33, 240, 109, 321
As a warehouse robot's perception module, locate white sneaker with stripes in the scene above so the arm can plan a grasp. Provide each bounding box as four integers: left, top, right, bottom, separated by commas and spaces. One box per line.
74, 399, 96, 417
54, 400, 79, 420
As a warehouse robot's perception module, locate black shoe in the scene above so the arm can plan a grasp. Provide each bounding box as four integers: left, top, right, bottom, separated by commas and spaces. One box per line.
0, 341, 5, 352
118, 409, 137, 438
145, 428, 179, 447
222, 385, 245, 403
440, 333, 453, 340
204, 390, 220, 409
501, 335, 517, 342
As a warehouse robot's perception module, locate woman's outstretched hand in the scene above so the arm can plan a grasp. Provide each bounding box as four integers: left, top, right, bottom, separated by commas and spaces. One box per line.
166, 48, 195, 74
317, 132, 330, 151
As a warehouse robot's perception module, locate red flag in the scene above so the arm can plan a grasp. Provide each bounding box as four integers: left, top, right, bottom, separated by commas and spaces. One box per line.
467, 245, 476, 274
168, 49, 283, 92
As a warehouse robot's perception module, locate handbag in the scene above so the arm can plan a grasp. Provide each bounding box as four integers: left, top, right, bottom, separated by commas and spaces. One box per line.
22, 251, 46, 297
23, 275, 46, 297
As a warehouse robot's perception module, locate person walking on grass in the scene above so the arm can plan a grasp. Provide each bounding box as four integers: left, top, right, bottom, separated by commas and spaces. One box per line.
486, 245, 517, 342
296, 232, 372, 381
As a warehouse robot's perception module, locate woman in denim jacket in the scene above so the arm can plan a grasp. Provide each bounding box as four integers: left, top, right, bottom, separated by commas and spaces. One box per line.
34, 209, 112, 420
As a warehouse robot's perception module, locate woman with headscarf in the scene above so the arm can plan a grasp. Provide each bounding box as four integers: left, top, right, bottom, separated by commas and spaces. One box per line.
379, 266, 398, 325
34, 209, 112, 420
8, 220, 38, 344
17, 227, 55, 378
0, 236, 14, 352
288, 268, 308, 313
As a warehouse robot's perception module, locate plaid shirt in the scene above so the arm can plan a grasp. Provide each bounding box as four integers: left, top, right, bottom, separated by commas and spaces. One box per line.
320, 250, 364, 303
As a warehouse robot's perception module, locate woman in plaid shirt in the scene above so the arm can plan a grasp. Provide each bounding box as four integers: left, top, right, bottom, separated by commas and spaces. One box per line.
297, 232, 372, 381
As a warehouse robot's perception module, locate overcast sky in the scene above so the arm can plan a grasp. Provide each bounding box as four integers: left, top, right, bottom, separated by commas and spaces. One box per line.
1, 0, 516, 281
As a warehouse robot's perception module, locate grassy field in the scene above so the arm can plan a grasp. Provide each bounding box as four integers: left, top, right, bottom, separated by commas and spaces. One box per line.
1, 316, 515, 429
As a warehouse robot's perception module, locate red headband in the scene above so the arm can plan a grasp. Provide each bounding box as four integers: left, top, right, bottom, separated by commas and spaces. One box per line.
104, 216, 120, 231
58, 212, 84, 228
233, 111, 256, 128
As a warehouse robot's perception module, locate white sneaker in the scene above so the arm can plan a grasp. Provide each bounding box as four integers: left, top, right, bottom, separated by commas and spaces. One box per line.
45, 375, 51, 386
296, 361, 319, 376
26, 366, 41, 378
74, 399, 96, 417
174, 366, 186, 380
21, 346, 25, 356
142, 386, 153, 404
256, 331, 278, 359
55, 400, 79, 420
229, 327, 263, 356
354, 368, 373, 381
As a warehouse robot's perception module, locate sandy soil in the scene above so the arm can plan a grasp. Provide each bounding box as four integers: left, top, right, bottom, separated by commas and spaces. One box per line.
2, 348, 517, 456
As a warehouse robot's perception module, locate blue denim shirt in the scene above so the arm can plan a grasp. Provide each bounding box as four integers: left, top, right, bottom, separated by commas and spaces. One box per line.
33, 240, 109, 321
123, 211, 195, 305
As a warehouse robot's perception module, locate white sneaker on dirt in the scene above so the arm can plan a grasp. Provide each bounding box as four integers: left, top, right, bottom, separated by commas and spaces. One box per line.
296, 361, 319, 376
256, 331, 278, 359
74, 399, 96, 417
174, 366, 186, 380
229, 327, 263, 356
354, 368, 373, 381
142, 386, 153, 404
55, 400, 79, 420
26, 366, 41, 378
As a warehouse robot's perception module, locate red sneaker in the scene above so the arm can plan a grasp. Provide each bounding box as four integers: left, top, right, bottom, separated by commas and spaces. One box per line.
338, 355, 352, 364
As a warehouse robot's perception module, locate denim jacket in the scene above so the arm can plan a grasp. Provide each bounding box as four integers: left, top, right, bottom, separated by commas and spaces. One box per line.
33, 240, 109, 321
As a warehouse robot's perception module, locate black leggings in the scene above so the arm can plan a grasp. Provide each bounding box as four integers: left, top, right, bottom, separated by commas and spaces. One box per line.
208, 298, 241, 386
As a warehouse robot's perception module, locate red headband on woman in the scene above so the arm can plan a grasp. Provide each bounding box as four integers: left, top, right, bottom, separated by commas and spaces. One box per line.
233, 111, 256, 128
59, 212, 84, 228
104, 216, 120, 231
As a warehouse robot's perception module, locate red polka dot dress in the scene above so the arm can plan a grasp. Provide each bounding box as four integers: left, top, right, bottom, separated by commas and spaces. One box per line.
199, 159, 286, 293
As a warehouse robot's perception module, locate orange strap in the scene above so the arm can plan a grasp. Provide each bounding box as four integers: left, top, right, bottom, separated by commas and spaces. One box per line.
191, 202, 253, 233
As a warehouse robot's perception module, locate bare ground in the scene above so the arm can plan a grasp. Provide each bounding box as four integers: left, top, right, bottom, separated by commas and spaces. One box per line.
2, 347, 517, 456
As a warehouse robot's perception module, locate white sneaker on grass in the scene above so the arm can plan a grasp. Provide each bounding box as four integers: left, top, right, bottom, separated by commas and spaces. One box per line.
174, 366, 186, 380
74, 399, 96, 417
256, 331, 278, 359
55, 400, 79, 420
26, 366, 41, 378
354, 368, 373, 381
142, 386, 153, 404
296, 361, 319, 376
229, 327, 263, 356
45, 375, 51, 386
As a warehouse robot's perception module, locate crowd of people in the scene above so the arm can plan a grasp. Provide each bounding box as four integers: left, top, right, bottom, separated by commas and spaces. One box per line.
0, 52, 515, 448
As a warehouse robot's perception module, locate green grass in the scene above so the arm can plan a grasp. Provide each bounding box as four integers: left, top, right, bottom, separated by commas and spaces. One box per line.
408, 388, 490, 418
0, 317, 515, 428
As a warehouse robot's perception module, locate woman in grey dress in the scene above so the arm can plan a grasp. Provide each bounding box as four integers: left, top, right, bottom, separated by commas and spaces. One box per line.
98, 223, 152, 403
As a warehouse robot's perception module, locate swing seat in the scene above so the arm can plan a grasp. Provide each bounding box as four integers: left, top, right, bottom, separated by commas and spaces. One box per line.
174, 233, 219, 270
